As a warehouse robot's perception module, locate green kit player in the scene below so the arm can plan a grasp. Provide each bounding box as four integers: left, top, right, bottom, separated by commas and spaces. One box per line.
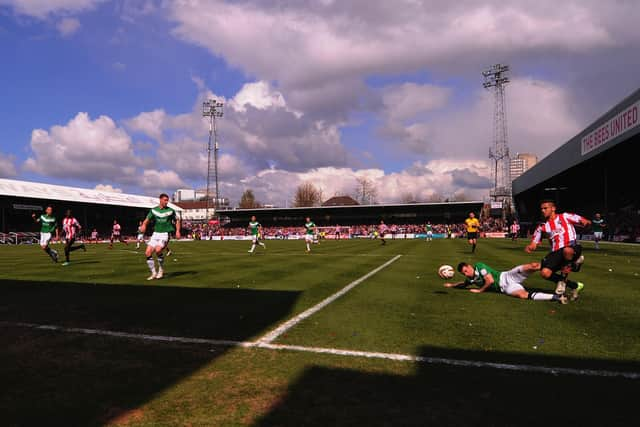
248, 215, 266, 253
445, 261, 567, 304
591, 213, 606, 250
425, 221, 433, 241
304, 217, 316, 252
32, 206, 59, 263
139, 193, 180, 280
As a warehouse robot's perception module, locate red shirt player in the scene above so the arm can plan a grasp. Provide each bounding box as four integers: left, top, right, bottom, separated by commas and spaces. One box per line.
378, 220, 388, 245
525, 200, 590, 301
109, 220, 128, 248
62, 209, 86, 264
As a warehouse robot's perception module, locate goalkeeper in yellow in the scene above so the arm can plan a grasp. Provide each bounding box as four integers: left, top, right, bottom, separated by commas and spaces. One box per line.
464, 212, 481, 253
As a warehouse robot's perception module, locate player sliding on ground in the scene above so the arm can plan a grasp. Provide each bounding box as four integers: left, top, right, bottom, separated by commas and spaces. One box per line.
139, 193, 180, 280
445, 261, 567, 304
32, 206, 59, 263
248, 215, 266, 253
61, 209, 86, 265
525, 200, 589, 301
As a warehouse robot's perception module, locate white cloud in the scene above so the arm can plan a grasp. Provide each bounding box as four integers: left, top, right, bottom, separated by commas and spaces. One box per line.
378, 77, 581, 161
139, 169, 185, 194
0, 152, 17, 177
232, 81, 288, 113
168, 1, 617, 90
56, 17, 80, 36
234, 160, 491, 207
94, 184, 122, 193
23, 112, 140, 181
382, 83, 451, 122
0, 0, 104, 18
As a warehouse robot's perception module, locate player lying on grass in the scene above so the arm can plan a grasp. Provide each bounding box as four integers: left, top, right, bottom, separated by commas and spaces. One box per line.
444, 261, 568, 304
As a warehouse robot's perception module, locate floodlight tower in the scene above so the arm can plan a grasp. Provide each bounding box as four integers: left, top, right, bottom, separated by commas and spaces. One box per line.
482, 64, 511, 208
202, 99, 224, 220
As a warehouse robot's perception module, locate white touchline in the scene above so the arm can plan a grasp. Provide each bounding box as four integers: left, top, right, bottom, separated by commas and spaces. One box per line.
258, 343, 640, 380
2, 320, 639, 380
256, 254, 403, 344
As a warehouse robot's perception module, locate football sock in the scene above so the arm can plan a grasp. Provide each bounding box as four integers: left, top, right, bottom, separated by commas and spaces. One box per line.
45, 247, 52, 256
548, 272, 565, 283
306, 243, 310, 251
529, 292, 554, 301
472, 243, 476, 252
250, 244, 256, 252
146, 256, 155, 273
259, 242, 265, 247
157, 254, 164, 269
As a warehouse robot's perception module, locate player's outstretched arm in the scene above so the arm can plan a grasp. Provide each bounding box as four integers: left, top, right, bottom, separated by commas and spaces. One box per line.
444, 282, 467, 288
139, 218, 149, 234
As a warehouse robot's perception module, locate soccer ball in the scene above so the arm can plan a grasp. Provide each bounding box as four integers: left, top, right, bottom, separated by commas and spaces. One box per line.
438, 264, 455, 279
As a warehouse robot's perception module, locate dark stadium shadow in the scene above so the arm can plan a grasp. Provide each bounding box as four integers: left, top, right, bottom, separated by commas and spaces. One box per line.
255, 345, 639, 427
0, 279, 300, 425
432, 290, 449, 295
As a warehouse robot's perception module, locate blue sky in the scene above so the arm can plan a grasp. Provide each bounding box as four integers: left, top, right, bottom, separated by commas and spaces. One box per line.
1, 0, 639, 204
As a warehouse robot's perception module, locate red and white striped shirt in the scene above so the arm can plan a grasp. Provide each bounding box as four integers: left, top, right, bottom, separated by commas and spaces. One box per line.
531, 212, 585, 251
63, 217, 81, 239
112, 224, 121, 235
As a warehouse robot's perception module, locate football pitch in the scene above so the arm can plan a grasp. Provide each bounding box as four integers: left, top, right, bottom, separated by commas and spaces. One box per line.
1, 238, 639, 426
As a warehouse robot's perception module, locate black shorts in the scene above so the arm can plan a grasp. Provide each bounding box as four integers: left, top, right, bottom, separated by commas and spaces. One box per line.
541, 244, 582, 272
467, 232, 478, 240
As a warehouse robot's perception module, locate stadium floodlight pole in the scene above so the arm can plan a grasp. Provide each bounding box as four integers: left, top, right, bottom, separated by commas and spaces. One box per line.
202, 99, 224, 221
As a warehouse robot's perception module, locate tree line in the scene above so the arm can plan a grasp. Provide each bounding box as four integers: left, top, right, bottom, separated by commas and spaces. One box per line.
238, 177, 469, 209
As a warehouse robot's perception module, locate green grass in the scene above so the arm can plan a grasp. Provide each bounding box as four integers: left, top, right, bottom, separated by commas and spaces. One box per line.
1, 238, 639, 426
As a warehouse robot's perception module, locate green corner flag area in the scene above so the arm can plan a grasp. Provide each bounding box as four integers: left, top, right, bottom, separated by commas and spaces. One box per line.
2, 238, 639, 426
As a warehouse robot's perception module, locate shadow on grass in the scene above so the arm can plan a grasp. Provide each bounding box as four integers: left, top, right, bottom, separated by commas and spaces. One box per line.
255, 345, 639, 427
0, 279, 300, 426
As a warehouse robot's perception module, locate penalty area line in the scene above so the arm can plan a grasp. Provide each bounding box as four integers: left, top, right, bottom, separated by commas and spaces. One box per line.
3, 321, 639, 380
256, 254, 403, 344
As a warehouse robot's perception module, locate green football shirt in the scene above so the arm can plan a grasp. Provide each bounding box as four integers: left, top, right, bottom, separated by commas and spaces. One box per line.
465, 262, 501, 292
249, 221, 260, 236
146, 206, 176, 233
38, 214, 57, 234
592, 218, 604, 232
305, 221, 316, 235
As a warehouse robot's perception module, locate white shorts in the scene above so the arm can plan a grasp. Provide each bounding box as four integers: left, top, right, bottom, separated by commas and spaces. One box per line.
252, 235, 260, 243
137, 233, 144, 241
427, 231, 433, 236
40, 232, 52, 246
593, 232, 603, 240
305, 234, 314, 242
499, 266, 528, 295
148, 232, 169, 248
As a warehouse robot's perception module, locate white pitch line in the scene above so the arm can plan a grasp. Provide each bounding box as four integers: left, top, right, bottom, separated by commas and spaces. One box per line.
258, 343, 640, 380
257, 254, 402, 344
3, 320, 639, 380
0, 321, 252, 347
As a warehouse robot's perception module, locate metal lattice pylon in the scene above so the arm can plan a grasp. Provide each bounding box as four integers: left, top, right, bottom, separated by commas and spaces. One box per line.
483, 64, 511, 203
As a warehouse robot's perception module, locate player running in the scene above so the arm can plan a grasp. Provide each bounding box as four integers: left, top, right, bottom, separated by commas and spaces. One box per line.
32, 206, 59, 263
464, 212, 480, 253
591, 213, 606, 250
139, 193, 180, 280
378, 220, 388, 245
425, 221, 433, 241
304, 217, 316, 253
109, 220, 128, 249
136, 220, 144, 249
90, 229, 99, 243
510, 220, 520, 242
61, 209, 86, 265
525, 200, 590, 300
445, 261, 567, 304
248, 215, 266, 253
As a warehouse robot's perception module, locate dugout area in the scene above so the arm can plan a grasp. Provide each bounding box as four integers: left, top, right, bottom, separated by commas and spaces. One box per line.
514, 88, 640, 241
